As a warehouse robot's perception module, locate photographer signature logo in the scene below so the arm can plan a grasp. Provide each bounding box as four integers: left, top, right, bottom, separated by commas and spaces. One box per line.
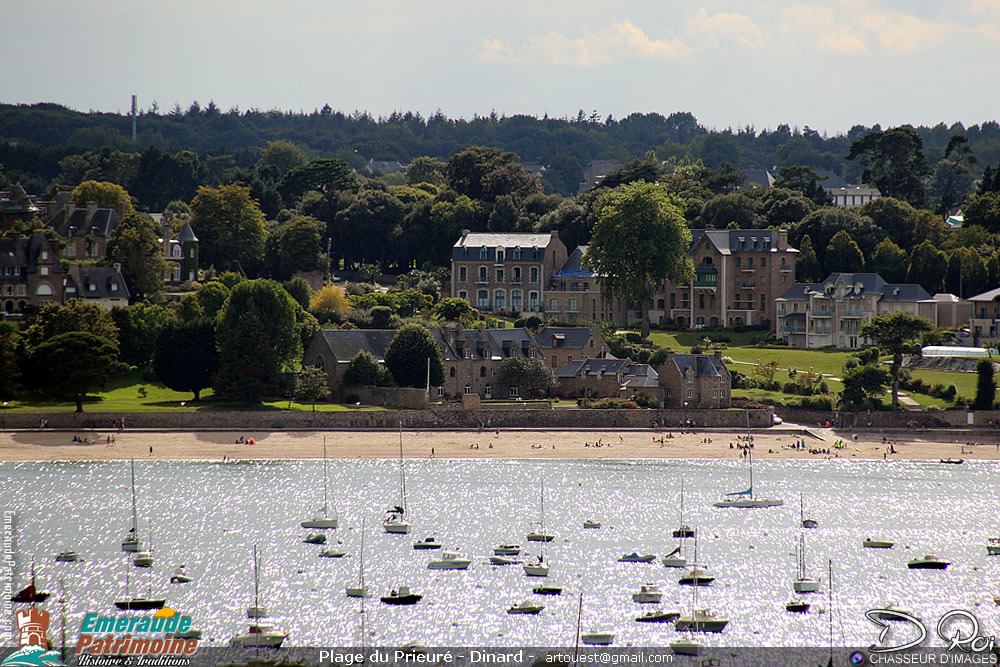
866, 608, 997, 654
2, 608, 66, 667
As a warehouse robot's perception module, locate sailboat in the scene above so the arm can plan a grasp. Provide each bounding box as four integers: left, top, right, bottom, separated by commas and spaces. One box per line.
793, 534, 821, 593
231, 545, 287, 647
10, 560, 50, 603
302, 436, 338, 529
678, 538, 714, 586
383, 423, 410, 534
114, 572, 165, 610
526, 481, 554, 542
661, 543, 687, 568
346, 520, 370, 598
672, 480, 696, 538
713, 429, 782, 508
578, 592, 615, 646
121, 458, 143, 552
800, 492, 818, 529
132, 524, 153, 568
674, 559, 728, 634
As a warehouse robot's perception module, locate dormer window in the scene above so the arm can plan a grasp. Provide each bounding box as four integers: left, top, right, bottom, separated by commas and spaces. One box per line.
40, 250, 48, 260
480, 247, 488, 259
512, 248, 521, 260
496, 248, 504, 263
111, 282, 118, 292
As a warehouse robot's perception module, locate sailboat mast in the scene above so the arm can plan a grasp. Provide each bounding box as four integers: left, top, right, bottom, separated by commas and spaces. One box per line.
398, 422, 406, 513
59, 579, 67, 663
253, 545, 260, 614
573, 592, 583, 666
130, 459, 138, 534
540, 483, 545, 531
322, 436, 329, 512
359, 519, 366, 589
828, 559, 834, 666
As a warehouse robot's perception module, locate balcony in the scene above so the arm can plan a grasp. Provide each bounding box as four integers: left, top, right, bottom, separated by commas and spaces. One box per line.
509, 278, 523, 284
783, 326, 806, 334
807, 309, 832, 318
841, 310, 864, 318
693, 276, 717, 288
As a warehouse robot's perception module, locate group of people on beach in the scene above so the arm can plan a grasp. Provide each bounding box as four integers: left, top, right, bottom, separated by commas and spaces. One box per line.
234, 435, 256, 445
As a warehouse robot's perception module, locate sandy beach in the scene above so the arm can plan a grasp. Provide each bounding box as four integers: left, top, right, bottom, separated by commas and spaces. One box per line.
1, 426, 999, 462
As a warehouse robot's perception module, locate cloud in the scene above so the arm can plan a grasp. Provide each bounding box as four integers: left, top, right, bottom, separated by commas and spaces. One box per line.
970, 0, 1000, 12
686, 9, 766, 49
479, 22, 690, 67
844, 2, 951, 53
778, 4, 867, 54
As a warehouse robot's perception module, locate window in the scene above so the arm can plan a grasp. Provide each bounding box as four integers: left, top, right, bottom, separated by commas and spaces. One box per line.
477, 289, 489, 308
496, 269, 504, 283
459, 248, 468, 259
761, 257, 766, 268
760, 294, 766, 311
699, 294, 705, 309
485, 384, 492, 398
513, 267, 521, 282
40, 250, 48, 260
494, 290, 505, 310
464, 384, 472, 395
761, 276, 766, 285
735, 257, 741, 267
509, 387, 520, 397
781, 256, 786, 267
670, 293, 676, 308
188, 247, 195, 258
480, 366, 487, 377
459, 267, 467, 282
511, 290, 522, 310
458, 290, 467, 300
478, 266, 488, 282
65, 242, 75, 257
735, 276, 741, 286
657, 299, 665, 309
747, 257, 754, 268
450, 367, 456, 377
531, 248, 539, 259
569, 298, 577, 312
480, 247, 488, 259
437, 387, 444, 397
40, 267, 49, 276
36, 284, 53, 296
550, 298, 558, 311
496, 249, 504, 262
111, 282, 118, 292
530, 267, 538, 283
512, 248, 521, 260
686, 389, 692, 399
528, 292, 539, 310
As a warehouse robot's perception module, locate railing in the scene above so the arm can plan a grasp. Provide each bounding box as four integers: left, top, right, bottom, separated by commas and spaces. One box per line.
841, 310, 864, 317
807, 309, 832, 317
509, 278, 523, 284
782, 327, 806, 334
693, 278, 717, 288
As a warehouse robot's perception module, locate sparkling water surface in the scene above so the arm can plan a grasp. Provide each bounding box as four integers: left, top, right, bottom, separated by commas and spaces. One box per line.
2, 457, 998, 648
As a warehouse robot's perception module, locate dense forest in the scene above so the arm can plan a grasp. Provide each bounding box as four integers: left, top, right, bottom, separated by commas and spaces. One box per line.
4, 102, 1000, 198
4, 103, 1000, 304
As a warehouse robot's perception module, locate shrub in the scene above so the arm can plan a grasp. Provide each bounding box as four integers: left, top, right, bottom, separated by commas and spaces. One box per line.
631, 392, 659, 408
845, 357, 860, 370
799, 396, 834, 411
783, 381, 798, 395
624, 332, 641, 343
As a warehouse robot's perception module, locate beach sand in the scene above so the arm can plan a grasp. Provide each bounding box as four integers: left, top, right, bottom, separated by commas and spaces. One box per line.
1, 426, 998, 462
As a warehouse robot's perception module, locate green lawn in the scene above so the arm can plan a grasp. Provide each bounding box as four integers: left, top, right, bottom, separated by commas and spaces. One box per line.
0, 370, 385, 413
644, 330, 763, 350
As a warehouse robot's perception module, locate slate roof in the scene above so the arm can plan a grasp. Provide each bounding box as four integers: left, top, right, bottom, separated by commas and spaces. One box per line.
739, 168, 775, 190
778, 273, 931, 302
47, 207, 121, 238
666, 353, 728, 378
534, 326, 594, 350
455, 232, 553, 248
555, 357, 649, 380
67, 267, 130, 300
969, 287, 1000, 303
554, 246, 595, 278
316, 330, 399, 363
177, 221, 199, 242
690, 229, 785, 254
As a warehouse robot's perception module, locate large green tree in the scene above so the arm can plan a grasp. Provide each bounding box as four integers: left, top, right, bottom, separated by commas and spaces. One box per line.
859, 311, 933, 409
945, 247, 987, 299
269, 215, 325, 280
383, 323, 444, 388
189, 183, 267, 274
840, 364, 890, 411
795, 234, 822, 282
825, 230, 865, 273
869, 239, 908, 283
793, 208, 886, 269
973, 359, 996, 410
446, 146, 519, 200
106, 212, 168, 302
847, 126, 930, 207
279, 158, 359, 204
153, 318, 219, 401
32, 332, 130, 412
585, 182, 693, 338
111, 303, 171, 367
24, 299, 119, 351
214, 279, 300, 402
0, 321, 21, 400
858, 197, 919, 250
343, 349, 392, 387
71, 180, 134, 215
496, 356, 556, 398
906, 241, 948, 294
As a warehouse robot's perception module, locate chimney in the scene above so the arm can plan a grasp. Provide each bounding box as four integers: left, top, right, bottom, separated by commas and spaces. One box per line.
777, 229, 789, 250
113, 262, 122, 274
550, 229, 559, 239
87, 201, 98, 219
460, 229, 470, 242
118, 201, 128, 219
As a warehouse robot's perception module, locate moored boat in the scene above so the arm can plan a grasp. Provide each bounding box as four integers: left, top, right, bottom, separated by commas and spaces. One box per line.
380, 586, 422, 605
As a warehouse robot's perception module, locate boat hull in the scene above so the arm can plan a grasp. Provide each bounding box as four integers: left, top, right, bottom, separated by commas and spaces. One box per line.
532, 585, 562, 595
413, 542, 442, 550
679, 576, 714, 586
10, 591, 50, 604
301, 518, 338, 529
428, 561, 470, 570
170, 575, 193, 584
490, 556, 521, 565
786, 601, 810, 613
802, 519, 818, 529
632, 593, 662, 603
619, 555, 656, 563
507, 606, 543, 615
672, 528, 695, 539
863, 540, 894, 549
229, 633, 285, 647
527, 533, 554, 542
908, 561, 949, 569
494, 546, 521, 556
384, 522, 411, 534
793, 579, 820, 593
636, 612, 679, 623
670, 640, 703, 655
345, 586, 369, 598
675, 619, 728, 633
523, 565, 550, 577
581, 633, 614, 646
55, 552, 83, 563
714, 498, 783, 508
661, 556, 687, 568
380, 594, 422, 605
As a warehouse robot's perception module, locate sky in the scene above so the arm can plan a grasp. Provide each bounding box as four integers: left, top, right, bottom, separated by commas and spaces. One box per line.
4, 0, 1000, 136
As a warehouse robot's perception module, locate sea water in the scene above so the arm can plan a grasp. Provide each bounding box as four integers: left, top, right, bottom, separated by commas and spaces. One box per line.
1, 457, 997, 647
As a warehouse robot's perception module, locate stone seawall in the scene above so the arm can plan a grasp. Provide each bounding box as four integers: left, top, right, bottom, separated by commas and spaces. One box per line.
1, 408, 772, 431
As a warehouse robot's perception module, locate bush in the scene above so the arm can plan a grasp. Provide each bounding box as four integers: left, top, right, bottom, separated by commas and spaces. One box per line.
592, 398, 638, 409
631, 392, 659, 408
624, 332, 642, 343
799, 396, 834, 411
929, 383, 947, 398
782, 381, 798, 395
845, 357, 860, 370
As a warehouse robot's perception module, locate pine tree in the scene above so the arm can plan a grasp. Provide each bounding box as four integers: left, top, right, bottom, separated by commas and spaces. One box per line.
796, 234, 822, 282
825, 230, 865, 273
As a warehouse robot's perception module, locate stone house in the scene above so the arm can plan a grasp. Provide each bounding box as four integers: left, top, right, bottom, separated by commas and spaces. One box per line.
657, 351, 732, 408
46, 201, 126, 261
64, 265, 130, 309
0, 232, 65, 315
554, 358, 658, 400
160, 221, 199, 284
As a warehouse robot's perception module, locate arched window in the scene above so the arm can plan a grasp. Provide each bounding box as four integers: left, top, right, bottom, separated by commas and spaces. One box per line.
449, 367, 456, 378
314, 356, 325, 370
36, 284, 53, 296
480, 366, 487, 377
464, 384, 472, 395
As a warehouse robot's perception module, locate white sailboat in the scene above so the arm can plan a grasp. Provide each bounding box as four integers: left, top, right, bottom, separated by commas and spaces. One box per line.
577, 592, 615, 646
245, 545, 268, 618
232, 545, 287, 647
674, 564, 728, 634
713, 425, 782, 508
346, 520, 370, 598
132, 522, 153, 568
522, 552, 550, 577
121, 459, 143, 552
302, 436, 338, 529
793, 534, 821, 593
383, 423, 411, 534
800, 492, 818, 529
526, 481, 554, 542
661, 543, 687, 568
672, 480, 696, 539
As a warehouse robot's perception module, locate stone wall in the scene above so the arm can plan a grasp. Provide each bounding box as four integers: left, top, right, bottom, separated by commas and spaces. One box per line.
0, 408, 772, 431
346, 386, 429, 410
